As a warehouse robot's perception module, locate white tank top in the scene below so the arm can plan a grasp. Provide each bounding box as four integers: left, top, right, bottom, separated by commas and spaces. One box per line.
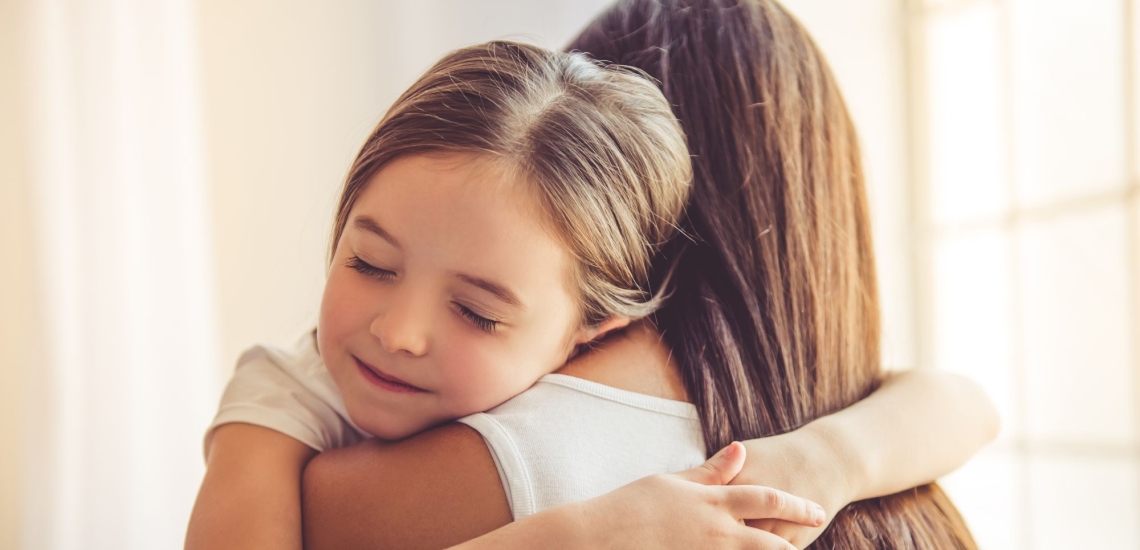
206, 331, 708, 520
457, 374, 707, 520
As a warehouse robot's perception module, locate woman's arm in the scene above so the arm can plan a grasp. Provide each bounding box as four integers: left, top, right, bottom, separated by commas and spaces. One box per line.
185, 423, 316, 550
300, 424, 513, 550
452, 442, 820, 550
304, 437, 821, 550
301, 368, 998, 549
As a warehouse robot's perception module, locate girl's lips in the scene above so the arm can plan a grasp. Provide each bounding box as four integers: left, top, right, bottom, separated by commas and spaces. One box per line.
353, 356, 426, 394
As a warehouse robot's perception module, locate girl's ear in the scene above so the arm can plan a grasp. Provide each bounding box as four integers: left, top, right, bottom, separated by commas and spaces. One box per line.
573, 316, 632, 346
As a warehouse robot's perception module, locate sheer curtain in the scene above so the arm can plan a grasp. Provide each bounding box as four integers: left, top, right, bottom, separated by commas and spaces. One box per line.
19, 0, 220, 548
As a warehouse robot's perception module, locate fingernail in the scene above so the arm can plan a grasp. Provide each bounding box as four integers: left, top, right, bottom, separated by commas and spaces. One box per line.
813, 505, 825, 525
723, 442, 738, 459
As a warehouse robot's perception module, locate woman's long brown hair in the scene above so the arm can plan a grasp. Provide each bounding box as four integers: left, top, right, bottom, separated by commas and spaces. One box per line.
569, 1, 978, 548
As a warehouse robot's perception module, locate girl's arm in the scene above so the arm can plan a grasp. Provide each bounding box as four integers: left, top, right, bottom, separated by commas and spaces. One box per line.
753, 368, 1001, 502
300, 368, 999, 548
731, 368, 1001, 547
185, 423, 315, 550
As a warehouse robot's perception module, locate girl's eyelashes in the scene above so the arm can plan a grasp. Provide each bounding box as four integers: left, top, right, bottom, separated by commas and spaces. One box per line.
347, 254, 500, 333
346, 256, 396, 280
454, 303, 500, 333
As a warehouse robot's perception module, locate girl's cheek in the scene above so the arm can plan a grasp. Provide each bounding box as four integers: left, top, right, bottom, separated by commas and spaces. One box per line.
320, 271, 364, 342
440, 346, 518, 413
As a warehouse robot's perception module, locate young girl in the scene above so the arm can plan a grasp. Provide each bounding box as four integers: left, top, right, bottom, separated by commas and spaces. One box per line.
189, 35, 997, 549
300, 1, 997, 548
188, 40, 834, 549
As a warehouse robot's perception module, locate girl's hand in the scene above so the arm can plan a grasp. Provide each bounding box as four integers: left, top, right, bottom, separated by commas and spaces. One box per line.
578, 441, 826, 550
733, 428, 855, 548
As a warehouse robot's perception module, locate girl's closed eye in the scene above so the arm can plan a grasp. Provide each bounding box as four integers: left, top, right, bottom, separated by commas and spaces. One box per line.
347, 256, 396, 280
453, 303, 500, 333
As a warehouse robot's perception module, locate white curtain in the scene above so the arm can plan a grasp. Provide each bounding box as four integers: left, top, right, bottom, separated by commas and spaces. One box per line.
22, 0, 220, 548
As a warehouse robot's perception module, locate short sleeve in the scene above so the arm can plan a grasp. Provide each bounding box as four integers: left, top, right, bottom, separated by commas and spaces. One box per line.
203, 334, 365, 459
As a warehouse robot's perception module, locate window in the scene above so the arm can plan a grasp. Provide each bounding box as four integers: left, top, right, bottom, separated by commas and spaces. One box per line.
911, 0, 1140, 547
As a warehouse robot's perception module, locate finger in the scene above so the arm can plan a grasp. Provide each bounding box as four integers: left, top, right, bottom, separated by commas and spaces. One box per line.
724, 486, 825, 527
673, 441, 746, 485
736, 526, 799, 550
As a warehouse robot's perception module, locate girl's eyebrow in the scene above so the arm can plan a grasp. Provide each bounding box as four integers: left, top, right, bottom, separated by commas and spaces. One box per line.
354, 214, 523, 309
454, 273, 523, 309
353, 216, 402, 249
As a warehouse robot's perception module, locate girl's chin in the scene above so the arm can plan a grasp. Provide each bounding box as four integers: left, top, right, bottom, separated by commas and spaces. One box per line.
357, 417, 427, 440
341, 399, 432, 440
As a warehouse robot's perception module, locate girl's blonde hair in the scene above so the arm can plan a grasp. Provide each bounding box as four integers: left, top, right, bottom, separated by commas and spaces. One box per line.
330, 41, 692, 325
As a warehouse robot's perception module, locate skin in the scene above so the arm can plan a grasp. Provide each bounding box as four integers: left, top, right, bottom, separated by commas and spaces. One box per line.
318, 152, 630, 440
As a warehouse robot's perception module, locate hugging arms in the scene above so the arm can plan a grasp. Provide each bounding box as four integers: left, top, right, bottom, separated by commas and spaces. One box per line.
298, 325, 998, 549
190, 335, 997, 550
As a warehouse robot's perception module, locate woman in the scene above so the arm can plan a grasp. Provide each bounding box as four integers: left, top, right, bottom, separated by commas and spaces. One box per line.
301, 0, 991, 548
567, 0, 980, 547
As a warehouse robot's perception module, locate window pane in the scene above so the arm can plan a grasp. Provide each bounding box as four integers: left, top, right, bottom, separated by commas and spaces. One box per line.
1029, 455, 1140, 549
925, 3, 1008, 224
1010, 0, 1127, 207
1019, 204, 1133, 444
940, 450, 1023, 550
932, 228, 1017, 438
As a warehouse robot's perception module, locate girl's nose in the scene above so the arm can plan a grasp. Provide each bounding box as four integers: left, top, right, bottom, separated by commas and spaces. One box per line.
370, 294, 429, 357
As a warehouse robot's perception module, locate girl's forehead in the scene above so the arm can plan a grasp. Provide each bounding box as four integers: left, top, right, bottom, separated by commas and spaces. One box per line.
369, 153, 524, 201
359, 153, 557, 239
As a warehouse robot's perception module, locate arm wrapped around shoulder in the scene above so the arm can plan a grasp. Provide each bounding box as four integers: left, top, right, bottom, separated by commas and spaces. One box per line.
301, 424, 512, 550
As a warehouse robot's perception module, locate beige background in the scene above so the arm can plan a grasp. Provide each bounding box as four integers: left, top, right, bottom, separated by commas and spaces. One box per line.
1, 0, 32, 547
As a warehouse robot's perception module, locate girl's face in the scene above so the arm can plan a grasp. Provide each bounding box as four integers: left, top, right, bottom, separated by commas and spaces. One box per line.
319, 153, 600, 439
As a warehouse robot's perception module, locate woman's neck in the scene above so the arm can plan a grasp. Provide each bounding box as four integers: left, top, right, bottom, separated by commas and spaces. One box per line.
554, 320, 690, 403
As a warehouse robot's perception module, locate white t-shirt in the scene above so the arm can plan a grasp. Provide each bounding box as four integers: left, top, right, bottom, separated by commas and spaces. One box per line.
205, 330, 367, 456
207, 331, 708, 519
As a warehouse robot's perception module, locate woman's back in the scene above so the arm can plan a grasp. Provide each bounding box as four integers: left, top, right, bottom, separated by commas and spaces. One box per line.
458, 371, 705, 519
569, 0, 977, 547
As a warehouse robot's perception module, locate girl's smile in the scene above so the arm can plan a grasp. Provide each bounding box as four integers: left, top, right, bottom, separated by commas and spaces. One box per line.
353, 355, 427, 394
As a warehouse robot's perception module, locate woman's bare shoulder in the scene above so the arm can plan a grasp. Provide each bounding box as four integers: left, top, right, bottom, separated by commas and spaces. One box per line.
302, 423, 512, 550
555, 321, 690, 403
